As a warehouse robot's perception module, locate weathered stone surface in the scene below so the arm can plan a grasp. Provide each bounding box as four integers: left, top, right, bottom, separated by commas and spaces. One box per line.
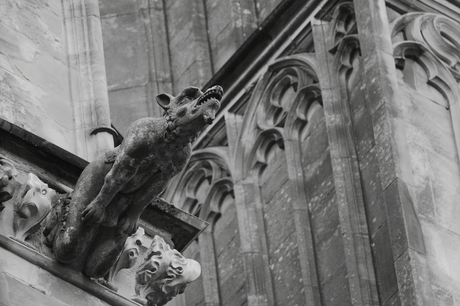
320, 265, 352, 306
0, 0, 74, 152
348, 80, 375, 159
301, 120, 334, 207
421, 220, 460, 303
135, 236, 202, 306
315, 227, 346, 285
0, 248, 111, 306
359, 147, 387, 234
263, 180, 296, 252
48, 86, 222, 278
108, 86, 149, 136
310, 191, 339, 246
372, 222, 398, 305
101, 13, 149, 91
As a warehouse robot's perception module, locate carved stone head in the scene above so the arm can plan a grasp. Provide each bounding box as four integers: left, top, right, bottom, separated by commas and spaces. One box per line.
0, 157, 18, 211
156, 86, 223, 138
135, 235, 201, 306
107, 227, 145, 285
14, 173, 55, 241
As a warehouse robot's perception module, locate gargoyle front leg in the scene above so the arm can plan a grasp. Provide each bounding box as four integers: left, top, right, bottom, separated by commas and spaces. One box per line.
81, 160, 137, 225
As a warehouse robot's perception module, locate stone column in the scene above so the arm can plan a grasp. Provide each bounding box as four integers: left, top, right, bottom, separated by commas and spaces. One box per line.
225, 113, 275, 306
64, 0, 114, 160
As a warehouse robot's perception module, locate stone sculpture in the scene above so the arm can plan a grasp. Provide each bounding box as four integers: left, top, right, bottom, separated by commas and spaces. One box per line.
135, 236, 201, 306
0, 157, 18, 211
99, 227, 145, 291
48, 86, 223, 278
14, 173, 55, 242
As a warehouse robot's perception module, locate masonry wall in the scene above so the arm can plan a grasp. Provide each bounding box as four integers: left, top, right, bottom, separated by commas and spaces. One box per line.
158, 1, 460, 306
0, 0, 74, 152
99, 0, 284, 135
0, 0, 113, 161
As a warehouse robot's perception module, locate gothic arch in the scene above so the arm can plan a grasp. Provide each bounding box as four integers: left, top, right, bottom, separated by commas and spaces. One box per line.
391, 12, 460, 160
233, 54, 320, 180
165, 146, 233, 221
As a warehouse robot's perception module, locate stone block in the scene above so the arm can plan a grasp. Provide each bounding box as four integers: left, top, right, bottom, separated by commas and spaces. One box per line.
372, 105, 397, 189
320, 265, 352, 306
263, 180, 296, 251
422, 220, 460, 302
359, 147, 387, 234
383, 293, 401, 306
383, 179, 425, 259
260, 152, 288, 197
348, 80, 375, 159
99, 0, 141, 17
102, 13, 149, 91
310, 191, 339, 245
372, 222, 398, 305
301, 120, 335, 207
354, 0, 394, 56
108, 85, 149, 135
269, 233, 306, 306
220, 260, 246, 305
316, 228, 346, 284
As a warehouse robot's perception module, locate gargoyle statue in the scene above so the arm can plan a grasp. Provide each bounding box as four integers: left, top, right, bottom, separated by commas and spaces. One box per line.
49, 86, 223, 278
0, 157, 18, 212
14, 173, 55, 242
135, 235, 201, 306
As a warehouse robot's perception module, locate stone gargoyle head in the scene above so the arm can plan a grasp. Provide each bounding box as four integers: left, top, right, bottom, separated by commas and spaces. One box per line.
135, 235, 201, 306
157, 86, 223, 143
14, 173, 55, 241
0, 157, 18, 211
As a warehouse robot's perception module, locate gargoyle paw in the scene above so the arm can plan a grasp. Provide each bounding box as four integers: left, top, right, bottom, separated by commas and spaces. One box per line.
81, 202, 105, 225
117, 216, 138, 236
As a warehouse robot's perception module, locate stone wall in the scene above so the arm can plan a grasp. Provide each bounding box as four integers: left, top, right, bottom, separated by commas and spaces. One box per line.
0, 0, 113, 161
99, 0, 284, 135
160, 0, 460, 305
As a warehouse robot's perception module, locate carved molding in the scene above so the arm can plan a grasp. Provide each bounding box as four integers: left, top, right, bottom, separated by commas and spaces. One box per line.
391, 12, 460, 161
166, 147, 233, 222
328, 1, 357, 54
135, 235, 201, 306
391, 13, 460, 80
235, 54, 321, 179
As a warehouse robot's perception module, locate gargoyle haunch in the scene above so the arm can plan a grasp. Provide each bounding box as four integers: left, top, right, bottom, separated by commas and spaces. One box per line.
46, 86, 223, 277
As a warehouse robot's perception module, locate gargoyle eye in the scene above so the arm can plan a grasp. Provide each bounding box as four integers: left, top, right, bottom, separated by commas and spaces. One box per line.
42, 189, 47, 195
182, 87, 200, 99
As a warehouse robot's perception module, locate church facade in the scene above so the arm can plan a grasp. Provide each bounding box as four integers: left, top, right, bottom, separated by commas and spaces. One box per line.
1, 0, 460, 305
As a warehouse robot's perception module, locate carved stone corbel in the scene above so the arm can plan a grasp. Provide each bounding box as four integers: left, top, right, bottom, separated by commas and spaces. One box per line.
98, 227, 145, 291
135, 235, 201, 306
14, 173, 55, 242
0, 157, 18, 212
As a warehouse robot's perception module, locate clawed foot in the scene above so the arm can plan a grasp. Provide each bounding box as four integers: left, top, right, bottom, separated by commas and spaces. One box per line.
81, 201, 105, 225
117, 215, 138, 236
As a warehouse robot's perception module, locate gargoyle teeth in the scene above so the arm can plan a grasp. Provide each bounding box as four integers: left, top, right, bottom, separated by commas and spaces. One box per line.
196, 86, 223, 106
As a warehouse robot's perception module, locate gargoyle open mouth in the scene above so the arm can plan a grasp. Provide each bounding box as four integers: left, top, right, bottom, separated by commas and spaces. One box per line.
197, 86, 223, 106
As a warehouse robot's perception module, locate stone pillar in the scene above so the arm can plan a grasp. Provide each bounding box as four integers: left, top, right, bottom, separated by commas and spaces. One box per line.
225, 113, 275, 306
64, 0, 114, 160
312, 15, 379, 305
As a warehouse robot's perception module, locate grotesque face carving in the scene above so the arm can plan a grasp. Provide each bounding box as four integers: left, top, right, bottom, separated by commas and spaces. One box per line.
107, 227, 145, 285
0, 157, 18, 211
135, 235, 201, 306
15, 173, 55, 241
157, 86, 223, 132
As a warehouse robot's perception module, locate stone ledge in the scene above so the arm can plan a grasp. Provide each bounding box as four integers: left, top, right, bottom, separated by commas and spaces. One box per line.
0, 235, 142, 306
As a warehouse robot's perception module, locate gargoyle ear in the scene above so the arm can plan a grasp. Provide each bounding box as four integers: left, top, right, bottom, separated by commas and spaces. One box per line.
156, 93, 174, 110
